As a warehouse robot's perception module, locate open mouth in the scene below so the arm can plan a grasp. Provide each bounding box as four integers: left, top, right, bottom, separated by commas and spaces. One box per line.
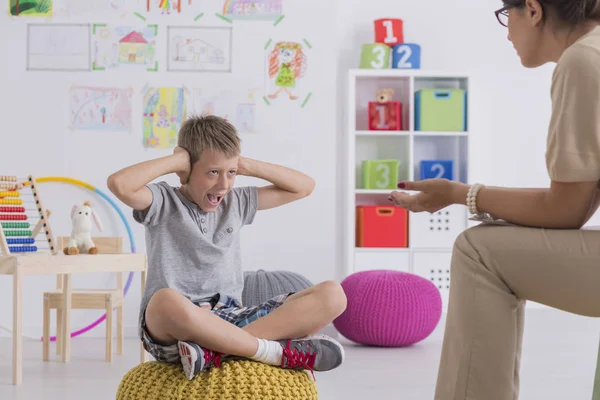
207, 194, 224, 206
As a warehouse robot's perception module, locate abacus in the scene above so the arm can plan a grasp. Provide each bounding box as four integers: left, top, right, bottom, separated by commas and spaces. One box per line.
0, 175, 57, 255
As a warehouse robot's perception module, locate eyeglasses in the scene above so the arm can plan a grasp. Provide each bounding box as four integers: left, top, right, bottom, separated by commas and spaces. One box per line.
495, 5, 516, 27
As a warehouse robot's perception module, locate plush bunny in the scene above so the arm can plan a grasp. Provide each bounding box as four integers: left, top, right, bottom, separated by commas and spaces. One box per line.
64, 201, 103, 255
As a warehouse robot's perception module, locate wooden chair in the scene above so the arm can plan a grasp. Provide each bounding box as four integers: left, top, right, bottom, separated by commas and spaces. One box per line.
43, 236, 125, 362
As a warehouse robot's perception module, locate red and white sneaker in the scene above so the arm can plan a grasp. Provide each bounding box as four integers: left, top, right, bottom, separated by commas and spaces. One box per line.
177, 341, 223, 380
277, 334, 345, 378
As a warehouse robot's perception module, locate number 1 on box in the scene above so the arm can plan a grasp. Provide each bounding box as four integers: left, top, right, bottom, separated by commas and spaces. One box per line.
383, 20, 398, 44
376, 104, 389, 129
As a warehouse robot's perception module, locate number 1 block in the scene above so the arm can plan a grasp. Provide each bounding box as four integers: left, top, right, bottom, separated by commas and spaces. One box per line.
362, 159, 401, 190
392, 43, 421, 69
360, 43, 391, 69
419, 160, 454, 180
368, 101, 402, 130
374, 18, 404, 46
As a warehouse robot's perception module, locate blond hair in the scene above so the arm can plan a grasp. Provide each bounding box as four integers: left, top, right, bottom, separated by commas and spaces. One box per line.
177, 114, 241, 164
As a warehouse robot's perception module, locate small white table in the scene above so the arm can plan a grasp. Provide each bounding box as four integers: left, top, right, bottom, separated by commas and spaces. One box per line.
0, 253, 149, 385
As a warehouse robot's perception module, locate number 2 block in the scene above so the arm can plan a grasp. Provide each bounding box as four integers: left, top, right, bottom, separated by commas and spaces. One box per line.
360, 43, 391, 69
368, 101, 402, 130
374, 18, 404, 46
420, 160, 454, 180
362, 159, 401, 190
392, 43, 421, 69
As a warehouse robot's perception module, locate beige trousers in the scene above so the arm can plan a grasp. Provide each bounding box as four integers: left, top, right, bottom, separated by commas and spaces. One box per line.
434, 223, 600, 400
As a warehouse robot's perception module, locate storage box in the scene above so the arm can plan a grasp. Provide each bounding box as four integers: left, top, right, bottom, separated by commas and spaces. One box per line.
356, 206, 408, 248
368, 101, 402, 130
415, 89, 467, 131
362, 159, 401, 190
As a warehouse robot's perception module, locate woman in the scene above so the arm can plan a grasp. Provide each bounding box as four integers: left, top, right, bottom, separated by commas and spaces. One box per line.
390, 1, 600, 399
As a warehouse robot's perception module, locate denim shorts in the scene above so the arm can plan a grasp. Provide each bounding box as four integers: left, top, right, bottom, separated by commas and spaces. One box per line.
140, 292, 292, 363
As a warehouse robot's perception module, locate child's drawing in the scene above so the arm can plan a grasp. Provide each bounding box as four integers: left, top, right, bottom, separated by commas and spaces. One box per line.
57, 0, 129, 17
236, 104, 256, 134
27, 24, 91, 71
9, 0, 52, 16
192, 89, 234, 121
168, 27, 232, 72
266, 41, 308, 101
222, 0, 282, 20
140, 0, 198, 17
142, 87, 187, 149
69, 86, 133, 132
92, 24, 158, 71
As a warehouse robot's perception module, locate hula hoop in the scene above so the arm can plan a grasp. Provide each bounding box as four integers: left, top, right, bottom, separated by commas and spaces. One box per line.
35, 177, 136, 342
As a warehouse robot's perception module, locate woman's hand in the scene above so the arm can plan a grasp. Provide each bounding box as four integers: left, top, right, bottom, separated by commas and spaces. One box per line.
389, 179, 468, 213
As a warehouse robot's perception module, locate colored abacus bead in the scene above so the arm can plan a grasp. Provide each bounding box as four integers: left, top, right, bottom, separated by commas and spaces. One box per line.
0, 191, 19, 197
0, 199, 22, 205
7, 238, 35, 245
8, 245, 37, 253
0, 207, 25, 213
0, 214, 27, 221
4, 230, 32, 237
0, 222, 30, 229
0, 176, 18, 182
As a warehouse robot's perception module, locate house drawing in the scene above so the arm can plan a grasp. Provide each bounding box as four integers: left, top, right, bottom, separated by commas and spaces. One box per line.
119, 31, 148, 64
173, 38, 225, 67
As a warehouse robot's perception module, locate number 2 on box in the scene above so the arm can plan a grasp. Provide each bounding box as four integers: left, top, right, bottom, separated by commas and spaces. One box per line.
382, 20, 398, 44
376, 163, 390, 188
431, 163, 445, 179
371, 46, 386, 68
395, 45, 413, 68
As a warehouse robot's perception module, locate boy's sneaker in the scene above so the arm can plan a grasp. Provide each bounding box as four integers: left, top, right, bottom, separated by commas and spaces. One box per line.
177, 341, 223, 380
277, 334, 345, 377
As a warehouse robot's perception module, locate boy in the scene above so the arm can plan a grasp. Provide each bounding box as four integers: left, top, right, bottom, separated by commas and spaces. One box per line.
107, 115, 346, 380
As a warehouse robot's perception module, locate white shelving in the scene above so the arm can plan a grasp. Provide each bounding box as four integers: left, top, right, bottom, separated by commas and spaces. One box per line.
344, 69, 471, 311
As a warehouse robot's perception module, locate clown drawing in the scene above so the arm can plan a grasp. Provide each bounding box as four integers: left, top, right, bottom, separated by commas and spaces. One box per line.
267, 42, 307, 100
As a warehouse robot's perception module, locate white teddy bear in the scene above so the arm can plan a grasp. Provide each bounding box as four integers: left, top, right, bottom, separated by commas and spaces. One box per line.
64, 201, 103, 255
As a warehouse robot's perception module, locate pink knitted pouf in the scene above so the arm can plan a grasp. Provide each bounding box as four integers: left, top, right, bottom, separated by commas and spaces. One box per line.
333, 270, 442, 347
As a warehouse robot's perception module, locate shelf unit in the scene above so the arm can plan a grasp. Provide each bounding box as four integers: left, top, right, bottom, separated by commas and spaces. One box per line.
344, 69, 471, 310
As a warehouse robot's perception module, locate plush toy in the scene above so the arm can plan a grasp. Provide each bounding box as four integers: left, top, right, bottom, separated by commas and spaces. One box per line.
376, 88, 394, 103
64, 201, 103, 255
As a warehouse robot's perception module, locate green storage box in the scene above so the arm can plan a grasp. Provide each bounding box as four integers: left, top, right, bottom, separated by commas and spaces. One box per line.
362, 159, 400, 190
415, 89, 467, 131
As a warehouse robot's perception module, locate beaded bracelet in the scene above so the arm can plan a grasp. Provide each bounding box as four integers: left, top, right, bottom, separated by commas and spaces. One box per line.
467, 183, 486, 217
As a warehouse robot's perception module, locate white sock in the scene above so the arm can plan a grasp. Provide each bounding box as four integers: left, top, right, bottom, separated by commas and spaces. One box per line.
249, 338, 283, 366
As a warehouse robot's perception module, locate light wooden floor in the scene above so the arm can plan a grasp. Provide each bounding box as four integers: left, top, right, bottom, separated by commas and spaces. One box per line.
0, 308, 598, 400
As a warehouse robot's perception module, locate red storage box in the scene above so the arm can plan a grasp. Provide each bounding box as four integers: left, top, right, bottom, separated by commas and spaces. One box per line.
356, 206, 408, 248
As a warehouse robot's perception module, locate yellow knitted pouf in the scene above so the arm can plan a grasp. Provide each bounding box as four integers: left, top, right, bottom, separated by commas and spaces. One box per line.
116, 360, 319, 400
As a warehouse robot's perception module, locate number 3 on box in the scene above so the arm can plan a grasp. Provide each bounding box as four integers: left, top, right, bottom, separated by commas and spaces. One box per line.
371, 46, 387, 69
375, 163, 390, 188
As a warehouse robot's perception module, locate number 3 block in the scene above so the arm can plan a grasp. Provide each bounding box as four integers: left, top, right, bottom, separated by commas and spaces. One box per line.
420, 160, 454, 180
362, 159, 401, 190
360, 43, 391, 69
368, 101, 402, 130
392, 43, 421, 69
374, 18, 404, 46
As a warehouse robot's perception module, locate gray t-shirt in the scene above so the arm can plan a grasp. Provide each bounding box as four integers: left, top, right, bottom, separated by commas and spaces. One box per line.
133, 181, 258, 324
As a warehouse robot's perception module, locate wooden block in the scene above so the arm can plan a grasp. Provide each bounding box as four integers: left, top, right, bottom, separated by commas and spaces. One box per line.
392, 43, 421, 69
368, 101, 402, 130
360, 43, 391, 69
374, 18, 404, 46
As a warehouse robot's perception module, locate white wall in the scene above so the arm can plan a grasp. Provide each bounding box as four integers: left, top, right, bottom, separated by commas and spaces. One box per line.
2, 0, 597, 339
0, 0, 338, 338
